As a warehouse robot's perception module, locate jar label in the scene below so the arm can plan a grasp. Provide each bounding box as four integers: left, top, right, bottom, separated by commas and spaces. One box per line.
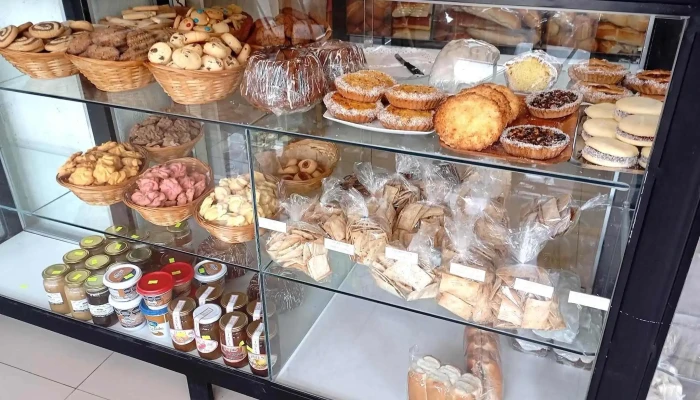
70, 298, 89, 312
253, 302, 262, 321
198, 286, 215, 306
171, 329, 195, 345
116, 307, 144, 328
224, 315, 239, 346
89, 303, 114, 317
252, 323, 264, 352
46, 292, 63, 305
147, 320, 169, 337
172, 300, 185, 329
222, 341, 247, 363
225, 295, 238, 313
247, 352, 268, 371
195, 336, 219, 353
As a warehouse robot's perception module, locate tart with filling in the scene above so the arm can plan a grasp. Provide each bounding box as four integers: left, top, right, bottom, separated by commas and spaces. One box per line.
526, 89, 582, 119
571, 82, 632, 104
384, 84, 445, 110
568, 59, 627, 85
335, 70, 396, 102
623, 69, 671, 96
377, 105, 434, 131
323, 91, 382, 124
500, 125, 570, 160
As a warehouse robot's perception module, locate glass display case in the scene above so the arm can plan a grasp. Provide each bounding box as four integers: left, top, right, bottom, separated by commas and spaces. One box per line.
0, 0, 698, 400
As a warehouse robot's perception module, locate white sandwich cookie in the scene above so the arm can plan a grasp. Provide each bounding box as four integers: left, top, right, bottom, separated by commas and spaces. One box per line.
639, 146, 651, 169
581, 119, 617, 141
615, 114, 659, 147
585, 102, 616, 120
614, 96, 663, 121
582, 137, 639, 168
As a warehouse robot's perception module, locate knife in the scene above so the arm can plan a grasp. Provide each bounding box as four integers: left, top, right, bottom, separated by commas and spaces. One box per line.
394, 53, 424, 75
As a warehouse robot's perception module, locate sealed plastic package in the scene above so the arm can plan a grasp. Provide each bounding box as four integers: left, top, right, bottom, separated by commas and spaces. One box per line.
429, 39, 500, 93
408, 346, 483, 400
503, 50, 562, 93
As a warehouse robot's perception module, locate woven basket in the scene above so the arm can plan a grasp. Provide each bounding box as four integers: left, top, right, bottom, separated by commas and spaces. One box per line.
276, 140, 339, 195
123, 157, 213, 226
56, 146, 149, 206
0, 49, 78, 79
146, 62, 245, 105
129, 125, 204, 163
66, 54, 153, 92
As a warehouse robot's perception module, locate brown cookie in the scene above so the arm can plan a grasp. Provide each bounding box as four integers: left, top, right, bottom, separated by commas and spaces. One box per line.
66, 32, 91, 55
126, 29, 156, 51
86, 45, 119, 60
90, 27, 127, 47
118, 47, 149, 61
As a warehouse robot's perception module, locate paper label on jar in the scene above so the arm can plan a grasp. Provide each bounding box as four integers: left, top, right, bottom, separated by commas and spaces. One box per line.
46, 292, 64, 305
449, 263, 486, 282
115, 307, 143, 328
568, 291, 611, 311
247, 352, 267, 371
70, 298, 89, 312
195, 336, 219, 353
193, 307, 213, 336
324, 238, 354, 255
198, 286, 215, 306
225, 295, 239, 313
253, 302, 262, 321
89, 303, 114, 317
222, 342, 247, 363
251, 322, 264, 354
385, 247, 418, 264
147, 320, 169, 337
259, 217, 286, 233
171, 329, 195, 345
513, 278, 554, 299
173, 300, 185, 329
224, 315, 239, 346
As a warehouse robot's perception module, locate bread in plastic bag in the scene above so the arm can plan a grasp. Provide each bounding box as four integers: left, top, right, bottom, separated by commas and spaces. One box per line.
520, 193, 608, 239
553, 308, 602, 368
532, 270, 581, 343
304, 177, 348, 242
511, 335, 551, 357
343, 187, 391, 266
408, 346, 483, 400
308, 39, 366, 91
354, 162, 397, 228
646, 365, 684, 400
429, 38, 500, 94
464, 327, 503, 400
503, 50, 561, 93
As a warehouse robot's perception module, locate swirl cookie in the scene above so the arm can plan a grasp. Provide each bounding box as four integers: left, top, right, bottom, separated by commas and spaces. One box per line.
7, 36, 44, 52
17, 22, 32, 34
45, 35, 72, 52
0, 25, 19, 48
28, 21, 63, 39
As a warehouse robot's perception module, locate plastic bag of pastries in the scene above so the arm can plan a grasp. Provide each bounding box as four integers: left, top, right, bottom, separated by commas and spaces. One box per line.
519, 193, 608, 239
464, 328, 503, 400
503, 49, 562, 93
355, 162, 398, 229
307, 39, 366, 91
408, 347, 483, 400
532, 270, 581, 343
304, 177, 349, 242
429, 38, 500, 94
342, 186, 391, 267
266, 193, 331, 282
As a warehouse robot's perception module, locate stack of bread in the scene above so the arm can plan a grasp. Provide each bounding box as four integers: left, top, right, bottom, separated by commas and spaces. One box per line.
545, 12, 597, 52
432, 6, 542, 46
596, 13, 649, 55
346, 0, 392, 37
391, 2, 433, 41
248, 7, 326, 47
408, 355, 485, 400
568, 58, 632, 104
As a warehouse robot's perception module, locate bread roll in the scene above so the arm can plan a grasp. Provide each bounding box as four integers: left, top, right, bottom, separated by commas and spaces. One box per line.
346, 0, 364, 25
457, 13, 506, 31
573, 15, 593, 40
465, 328, 503, 400
517, 9, 542, 28
577, 36, 597, 52
460, 6, 521, 30
596, 22, 645, 46
627, 15, 650, 32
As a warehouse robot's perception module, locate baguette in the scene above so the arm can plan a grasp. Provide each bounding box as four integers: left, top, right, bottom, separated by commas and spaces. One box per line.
460, 6, 521, 30
596, 22, 645, 47
465, 328, 503, 400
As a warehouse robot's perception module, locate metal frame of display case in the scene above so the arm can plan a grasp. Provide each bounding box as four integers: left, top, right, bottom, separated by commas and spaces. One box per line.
0, 0, 698, 400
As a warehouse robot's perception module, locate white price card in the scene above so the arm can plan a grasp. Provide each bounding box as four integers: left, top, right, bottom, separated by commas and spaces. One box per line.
324, 238, 354, 255
259, 217, 286, 233
385, 247, 418, 264
513, 278, 554, 299
568, 291, 611, 311
449, 263, 486, 282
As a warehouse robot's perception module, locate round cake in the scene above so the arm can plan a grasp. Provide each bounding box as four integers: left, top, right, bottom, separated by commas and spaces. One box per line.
308, 39, 366, 91
385, 84, 445, 110
500, 125, 570, 160
377, 105, 434, 131
323, 91, 382, 124
240, 46, 326, 115
435, 93, 506, 151
526, 89, 582, 119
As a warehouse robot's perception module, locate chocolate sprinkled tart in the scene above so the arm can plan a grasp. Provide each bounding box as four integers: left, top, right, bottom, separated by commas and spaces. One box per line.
500, 125, 570, 160
526, 89, 583, 119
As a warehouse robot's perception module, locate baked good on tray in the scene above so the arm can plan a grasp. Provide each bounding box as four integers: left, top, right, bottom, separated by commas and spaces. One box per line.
639, 146, 651, 169
458, 85, 511, 124
435, 93, 506, 151
581, 119, 617, 141
504, 52, 557, 93
482, 83, 523, 122
623, 69, 671, 96
571, 81, 632, 104
335, 69, 396, 102
585, 102, 616, 119
500, 125, 570, 160
567, 58, 626, 84
308, 40, 366, 90
323, 91, 382, 123
615, 114, 659, 147
384, 84, 445, 110
525, 89, 582, 119
614, 96, 663, 121
377, 105, 434, 131
582, 136, 638, 168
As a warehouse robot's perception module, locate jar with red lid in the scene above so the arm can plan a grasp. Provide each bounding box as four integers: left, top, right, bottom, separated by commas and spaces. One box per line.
246, 321, 279, 377
137, 272, 174, 310
161, 262, 194, 298
193, 260, 227, 289
167, 297, 197, 352
219, 311, 249, 368
193, 303, 222, 360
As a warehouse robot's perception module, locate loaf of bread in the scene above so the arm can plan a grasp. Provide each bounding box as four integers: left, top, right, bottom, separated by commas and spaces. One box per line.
459, 6, 521, 30
595, 22, 645, 47
600, 13, 650, 32
596, 39, 639, 54
465, 328, 503, 400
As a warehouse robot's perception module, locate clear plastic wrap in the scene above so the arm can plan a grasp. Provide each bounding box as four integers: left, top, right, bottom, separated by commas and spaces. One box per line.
408, 346, 483, 400
520, 194, 608, 239
429, 38, 500, 94
503, 50, 562, 93
342, 187, 391, 266
306, 177, 349, 242
510, 335, 551, 357
240, 47, 327, 115
355, 162, 398, 229
382, 173, 420, 216
264, 266, 306, 313
308, 39, 366, 91
464, 327, 503, 400
553, 309, 603, 369
265, 194, 331, 282
533, 270, 581, 343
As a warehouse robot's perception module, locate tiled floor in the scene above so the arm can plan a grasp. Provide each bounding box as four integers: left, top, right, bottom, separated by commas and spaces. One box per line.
0, 315, 254, 400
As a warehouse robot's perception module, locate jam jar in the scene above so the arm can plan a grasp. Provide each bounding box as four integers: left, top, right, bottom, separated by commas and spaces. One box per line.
193, 303, 222, 360
42, 264, 71, 314
246, 321, 279, 377
167, 221, 193, 249
168, 297, 197, 352
84, 274, 117, 327
159, 250, 196, 268
137, 272, 174, 310
161, 262, 194, 298
193, 260, 227, 289
126, 247, 155, 273
195, 283, 224, 307
149, 231, 175, 265
84, 254, 111, 275
127, 228, 150, 249
105, 225, 130, 240
220, 292, 248, 314
79, 235, 107, 256
64, 269, 92, 321
219, 311, 249, 368
104, 241, 130, 263
63, 249, 89, 269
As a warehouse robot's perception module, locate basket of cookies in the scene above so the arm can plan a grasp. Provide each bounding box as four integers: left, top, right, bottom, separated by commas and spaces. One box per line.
145, 31, 250, 105
195, 173, 280, 243
56, 142, 148, 206
0, 21, 93, 79
128, 115, 203, 163
65, 26, 167, 92
123, 158, 213, 226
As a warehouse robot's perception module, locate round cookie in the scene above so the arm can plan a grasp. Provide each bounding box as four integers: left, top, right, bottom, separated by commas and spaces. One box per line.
581, 119, 617, 141
7, 36, 44, 52
190, 9, 210, 26
582, 137, 638, 168
614, 96, 663, 121
203, 41, 227, 58
45, 35, 73, 52
68, 20, 93, 32
585, 102, 616, 119
200, 55, 223, 71
172, 48, 202, 70
169, 32, 186, 48
58, 27, 72, 37
66, 32, 91, 55
28, 21, 63, 39
616, 114, 659, 147
184, 31, 210, 44
17, 22, 32, 34
435, 93, 506, 151
220, 33, 242, 54
212, 21, 229, 33
223, 55, 240, 70
483, 83, 522, 122
148, 42, 173, 64
178, 17, 195, 31
182, 43, 203, 56
459, 85, 511, 125
639, 146, 651, 169
0, 25, 19, 48
205, 8, 224, 20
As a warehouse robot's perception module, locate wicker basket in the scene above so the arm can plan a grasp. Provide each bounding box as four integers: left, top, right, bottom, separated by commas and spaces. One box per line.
123, 157, 213, 226
276, 140, 339, 194
66, 54, 153, 92
56, 146, 149, 206
129, 125, 204, 163
0, 49, 78, 79
146, 62, 245, 105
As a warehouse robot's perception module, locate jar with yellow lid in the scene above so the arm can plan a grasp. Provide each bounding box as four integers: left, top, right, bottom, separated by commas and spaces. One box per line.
127, 228, 151, 249
149, 231, 175, 265
84, 274, 118, 327
105, 241, 130, 263
84, 254, 111, 275
42, 264, 71, 314
62, 249, 89, 269
79, 235, 107, 256
65, 269, 92, 321
105, 225, 130, 239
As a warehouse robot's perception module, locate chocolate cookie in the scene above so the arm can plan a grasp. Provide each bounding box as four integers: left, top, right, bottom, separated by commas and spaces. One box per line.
85, 45, 120, 61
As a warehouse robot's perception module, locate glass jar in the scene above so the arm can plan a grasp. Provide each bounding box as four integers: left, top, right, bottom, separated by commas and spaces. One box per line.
62, 249, 89, 269
110, 294, 146, 331
195, 283, 224, 307
104, 241, 130, 263
247, 273, 260, 301
246, 321, 279, 377
167, 221, 193, 249
161, 262, 194, 298
246, 300, 277, 322
197, 236, 250, 279
137, 272, 174, 310
219, 292, 246, 314
219, 311, 249, 368
42, 264, 71, 314
193, 303, 222, 360
140, 300, 170, 337
159, 250, 196, 268
79, 235, 107, 256
126, 247, 155, 274
127, 228, 151, 249
193, 260, 227, 289
150, 231, 175, 265
103, 264, 142, 301
84, 254, 111, 275
84, 274, 117, 327
64, 269, 92, 321
105, 225, 130, 240
168, 297, 197, 352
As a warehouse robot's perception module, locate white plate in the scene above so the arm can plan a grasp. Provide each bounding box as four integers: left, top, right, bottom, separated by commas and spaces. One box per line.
323, 111, 434, 136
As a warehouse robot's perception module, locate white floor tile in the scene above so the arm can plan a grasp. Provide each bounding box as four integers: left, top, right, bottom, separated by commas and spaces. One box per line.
0, 315, 112, 387
0, 363, 73, 400
214, 386, 257, 400
78, 353, 190, 400
66, 390, 107, 400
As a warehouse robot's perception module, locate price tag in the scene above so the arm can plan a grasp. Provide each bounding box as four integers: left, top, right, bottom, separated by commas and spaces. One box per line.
449, 263, 486, 282
115, 243, 122, 250
51, 270, 62, 275
324, 238, 354, 255
513, 278, 554, 299
172, 270, 181, 275
568, 291, 610, 311
87, 277, 97, 282
124, 273, 134, 279
202, 335, 211, 340
385, 247, 418, 264
84, 239, 94, 244
115, 227, 123, 232
75, 250, 85, 256
148, 280, 158, 285
131, 234, 139, 239
175, 222, 182, 228
259, 217, 286, 233
90, 258, 97, 265
169, 258, 175, 264
72, 273, 83, 281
